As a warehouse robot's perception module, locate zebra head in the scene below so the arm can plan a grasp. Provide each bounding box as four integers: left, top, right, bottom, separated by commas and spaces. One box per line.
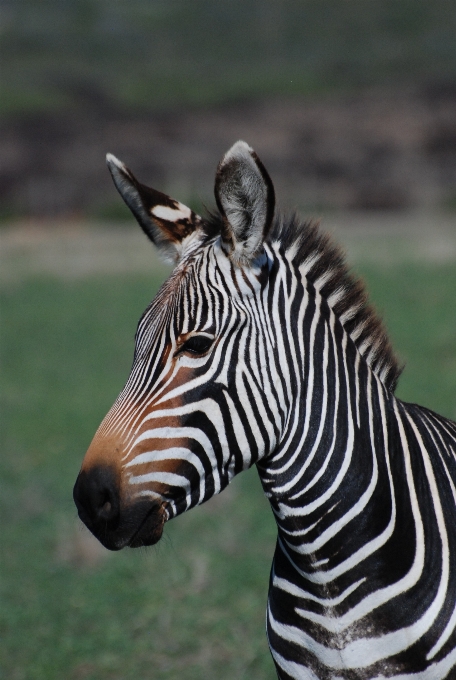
73, 141, 278, 550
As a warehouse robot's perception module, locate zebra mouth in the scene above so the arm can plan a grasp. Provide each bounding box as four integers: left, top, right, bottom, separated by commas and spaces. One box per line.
127, 504, 165, 548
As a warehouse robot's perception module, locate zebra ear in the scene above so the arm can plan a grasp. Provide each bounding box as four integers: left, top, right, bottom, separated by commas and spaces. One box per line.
106, 154, 202, 262
214, 141, 275, 265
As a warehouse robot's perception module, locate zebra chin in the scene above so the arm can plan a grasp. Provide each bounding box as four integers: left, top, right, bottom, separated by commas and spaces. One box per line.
73, 464, 167, 551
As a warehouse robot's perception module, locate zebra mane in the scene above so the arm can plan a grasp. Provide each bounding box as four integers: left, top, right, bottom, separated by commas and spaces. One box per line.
204, 210, 401, 392
270, 212, 402, 392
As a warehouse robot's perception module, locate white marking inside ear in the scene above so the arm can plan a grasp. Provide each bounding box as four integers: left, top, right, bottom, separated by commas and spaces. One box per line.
152, 204, 193, 222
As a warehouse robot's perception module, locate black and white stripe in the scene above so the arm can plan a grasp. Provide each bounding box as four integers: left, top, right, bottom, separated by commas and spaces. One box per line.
75, 141, 456, 679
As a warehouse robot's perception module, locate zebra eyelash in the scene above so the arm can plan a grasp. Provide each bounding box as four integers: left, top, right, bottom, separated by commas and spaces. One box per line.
175, 333, 215, 356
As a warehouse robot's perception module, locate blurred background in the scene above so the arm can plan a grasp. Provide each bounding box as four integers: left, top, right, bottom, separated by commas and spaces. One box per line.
1, 2, 455, 679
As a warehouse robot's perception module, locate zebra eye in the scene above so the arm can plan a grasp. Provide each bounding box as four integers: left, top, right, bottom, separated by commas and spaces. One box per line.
179, 334, 214, 356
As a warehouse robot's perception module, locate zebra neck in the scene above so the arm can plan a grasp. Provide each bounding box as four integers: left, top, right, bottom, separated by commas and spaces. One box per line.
257, 348, 397, 585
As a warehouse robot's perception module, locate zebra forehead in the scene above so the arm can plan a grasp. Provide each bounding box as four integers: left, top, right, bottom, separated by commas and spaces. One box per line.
136, 251, 209, 336
141, 242, 227, 313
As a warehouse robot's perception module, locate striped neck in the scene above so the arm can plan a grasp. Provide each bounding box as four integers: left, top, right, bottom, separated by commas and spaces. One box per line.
255, 256, 396, 587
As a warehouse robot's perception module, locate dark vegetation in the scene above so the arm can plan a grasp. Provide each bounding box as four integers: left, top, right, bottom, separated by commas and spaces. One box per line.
3, 90, 456, 220
3, 0, 456, 114
1, 0, 456, 218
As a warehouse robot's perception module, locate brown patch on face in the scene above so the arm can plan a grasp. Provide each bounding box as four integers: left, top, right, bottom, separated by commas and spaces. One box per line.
118, 385, 207, 509
80, 431, 125, 476
124, 408, 189, 472
81, 401, 179, 471
75, 313, 211, 549
76, 323, 209, 536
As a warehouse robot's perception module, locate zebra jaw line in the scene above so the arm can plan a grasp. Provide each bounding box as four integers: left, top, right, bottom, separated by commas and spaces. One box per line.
74, 141, 456, 678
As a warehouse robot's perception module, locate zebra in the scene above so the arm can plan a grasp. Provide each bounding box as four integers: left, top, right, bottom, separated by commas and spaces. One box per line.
73, 140, 456, 679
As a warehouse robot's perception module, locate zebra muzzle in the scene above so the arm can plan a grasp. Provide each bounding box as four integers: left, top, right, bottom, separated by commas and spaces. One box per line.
73, 464, 166, 550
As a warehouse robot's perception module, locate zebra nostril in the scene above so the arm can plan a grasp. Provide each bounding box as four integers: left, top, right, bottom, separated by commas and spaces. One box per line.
73, 466, 120, 526
98, 496, 114, 520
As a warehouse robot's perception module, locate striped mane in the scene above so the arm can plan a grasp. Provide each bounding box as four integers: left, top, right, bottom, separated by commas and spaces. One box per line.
205, 210, 401, 392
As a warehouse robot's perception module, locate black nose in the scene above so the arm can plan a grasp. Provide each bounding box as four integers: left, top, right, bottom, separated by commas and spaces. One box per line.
73, 465, 120, 528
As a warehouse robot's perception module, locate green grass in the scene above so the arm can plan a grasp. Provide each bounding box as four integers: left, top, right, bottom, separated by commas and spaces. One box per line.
1, 262, 455, 679
358, 262, 456, 419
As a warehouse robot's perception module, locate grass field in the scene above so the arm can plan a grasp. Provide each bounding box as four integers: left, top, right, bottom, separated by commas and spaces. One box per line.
1, 232, 455, 679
